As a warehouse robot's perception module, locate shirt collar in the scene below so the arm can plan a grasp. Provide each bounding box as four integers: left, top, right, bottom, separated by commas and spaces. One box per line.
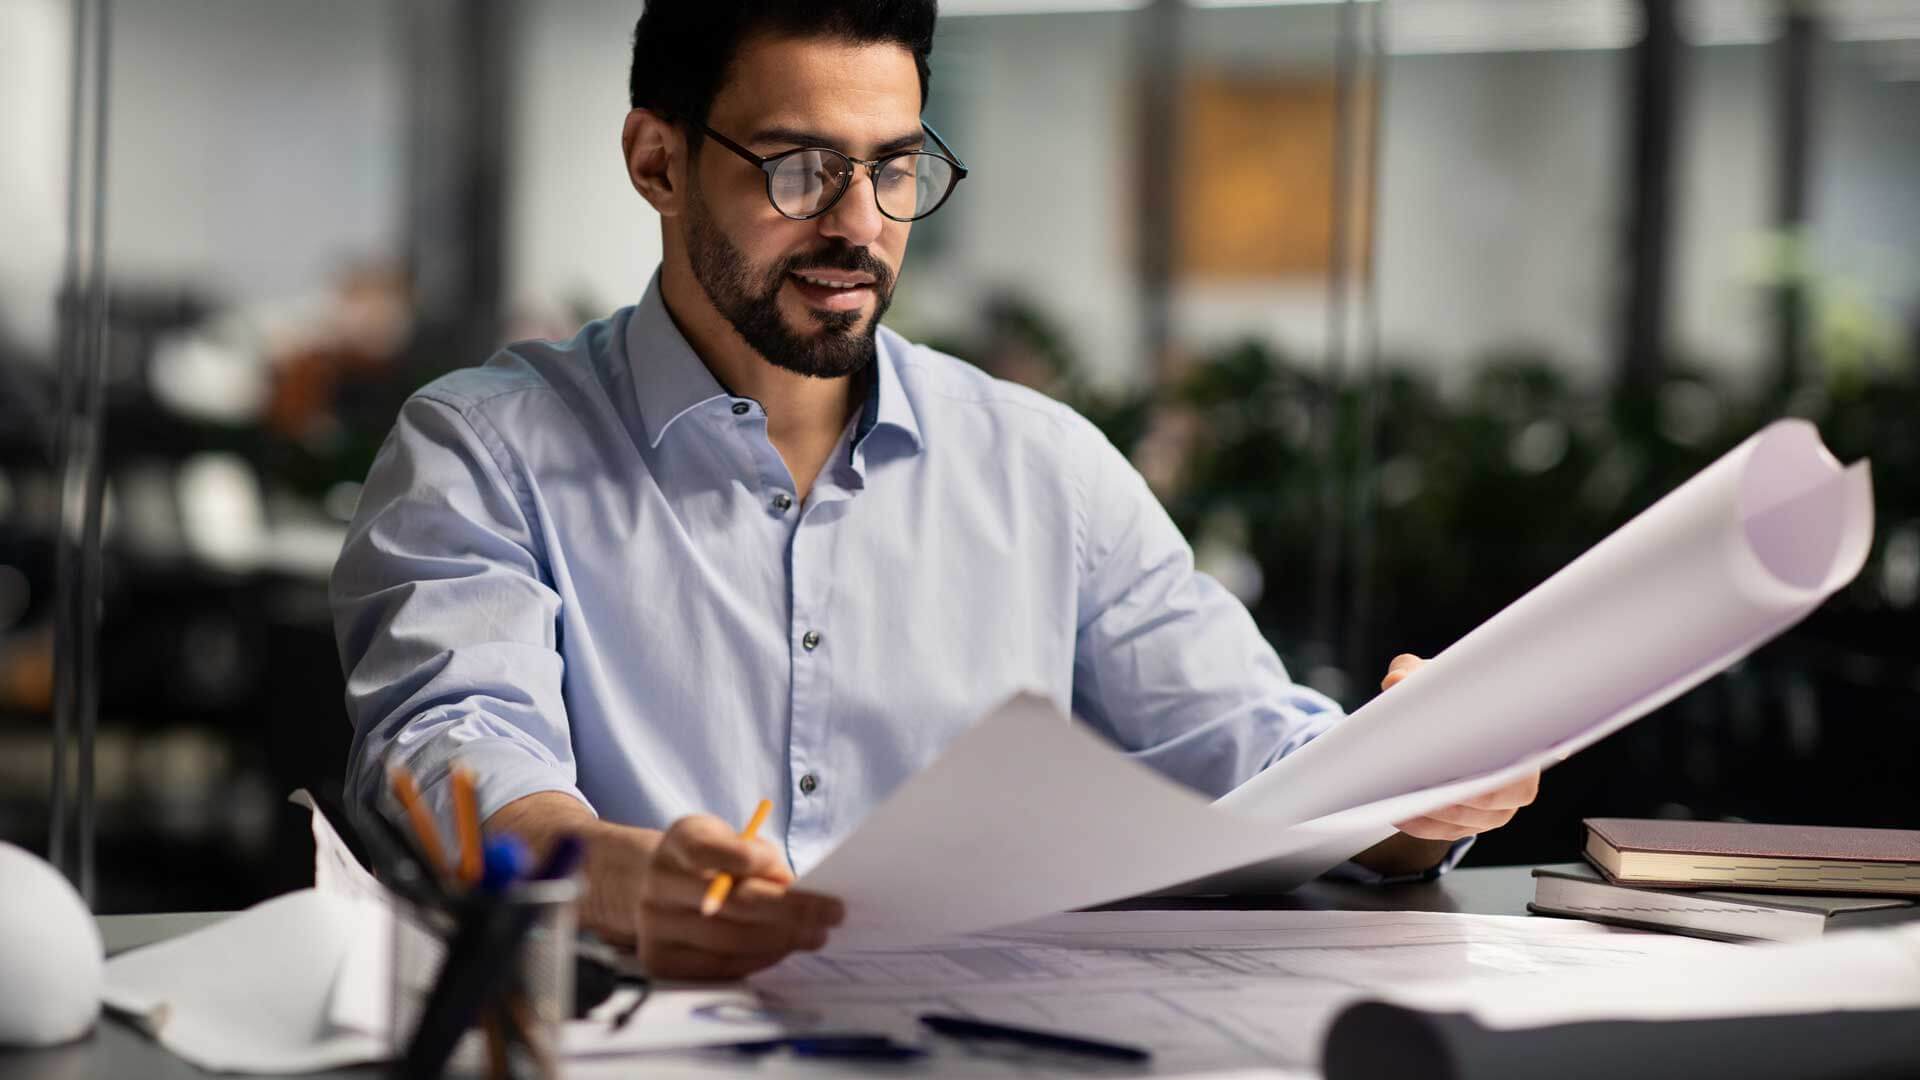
626, 272, 731, 449
859, 326, 924, 457
624, 270, 924, 457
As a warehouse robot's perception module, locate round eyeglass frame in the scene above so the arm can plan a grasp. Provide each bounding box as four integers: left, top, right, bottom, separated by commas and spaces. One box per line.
685, 117, 970, 223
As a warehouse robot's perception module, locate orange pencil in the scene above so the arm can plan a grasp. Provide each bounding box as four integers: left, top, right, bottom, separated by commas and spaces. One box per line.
389, 766, 449, 878
450, 767, 483, 887
700, 799, 773, 917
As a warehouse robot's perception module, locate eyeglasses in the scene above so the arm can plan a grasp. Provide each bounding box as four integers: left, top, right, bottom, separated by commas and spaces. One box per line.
687, 118, 969, 223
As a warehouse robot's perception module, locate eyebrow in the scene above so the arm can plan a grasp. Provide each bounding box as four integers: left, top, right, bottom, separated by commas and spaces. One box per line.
747, 126, 926, 158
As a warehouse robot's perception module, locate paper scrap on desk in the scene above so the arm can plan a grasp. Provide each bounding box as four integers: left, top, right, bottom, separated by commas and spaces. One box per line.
797, 421, 1870, 947
1391, 922, 1920, 1029
292, 787, 389, 906
103, 889, 386, 1074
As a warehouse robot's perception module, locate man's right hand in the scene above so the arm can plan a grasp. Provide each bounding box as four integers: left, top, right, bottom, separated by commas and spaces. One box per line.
486, 792, 844, 979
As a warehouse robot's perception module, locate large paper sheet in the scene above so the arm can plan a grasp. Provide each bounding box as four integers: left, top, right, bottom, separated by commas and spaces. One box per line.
102, 889, 386, 1074
796, 421, 1871, 943
1219, 419, 1872, 826
798, 693, 1369, 948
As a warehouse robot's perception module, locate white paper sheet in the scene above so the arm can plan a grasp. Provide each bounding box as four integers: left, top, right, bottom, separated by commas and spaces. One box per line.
746, 909, 1732, 1076
292, 788, 388, 906
102, 889, 386, 1074
1392, 922, 1920, 1028
797, 693, 1371, 948
1218, 419, 1873, 827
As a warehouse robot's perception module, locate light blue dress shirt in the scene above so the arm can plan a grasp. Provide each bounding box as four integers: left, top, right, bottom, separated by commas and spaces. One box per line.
333, 273, 1462, 879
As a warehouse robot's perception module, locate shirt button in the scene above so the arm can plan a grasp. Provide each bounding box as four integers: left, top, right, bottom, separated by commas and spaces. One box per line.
798, 773, 819, 795
731, 401, 750, 416
772, 492, 794, 512
802, 630, 821, 651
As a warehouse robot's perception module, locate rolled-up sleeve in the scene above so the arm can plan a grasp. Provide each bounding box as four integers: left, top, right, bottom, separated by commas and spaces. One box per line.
1068, 422, 1343, 798
331, 391, 591, 826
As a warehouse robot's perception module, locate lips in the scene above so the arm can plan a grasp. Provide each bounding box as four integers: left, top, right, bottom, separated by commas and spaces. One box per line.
791, 270, 874, 289
788, 271, 876, 313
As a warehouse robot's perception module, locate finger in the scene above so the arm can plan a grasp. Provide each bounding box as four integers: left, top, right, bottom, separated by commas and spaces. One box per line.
1392, 815, 1479, 842
1381, 654, 1426, 691
1419, 802, 1515, 831
647, 873, 843, 928
706, 886, 843, 930
1458, 773, 1541, 812
742, 836, 796, 885
647, 908, 832, 957
643, 940, 796, 981
659, 816, 792, 883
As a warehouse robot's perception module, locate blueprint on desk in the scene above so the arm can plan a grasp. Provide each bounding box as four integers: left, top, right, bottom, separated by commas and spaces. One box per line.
734, 909, 1732, 1077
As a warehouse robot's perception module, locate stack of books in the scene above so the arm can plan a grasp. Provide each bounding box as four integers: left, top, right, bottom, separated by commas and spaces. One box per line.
1530, 818, 1920, 942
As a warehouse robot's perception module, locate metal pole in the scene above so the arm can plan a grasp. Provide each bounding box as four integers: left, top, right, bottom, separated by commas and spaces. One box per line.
76, 0, 113, 906
1345, 0, 1389, 687
1136, 0, 1181, 381
1619, 0, 1682, 392
1772, 4, 1816, 401
49, 0, 91, 879
51, 0, 111, 904
1312, 0, 1366, 684
406, 0, 510, 368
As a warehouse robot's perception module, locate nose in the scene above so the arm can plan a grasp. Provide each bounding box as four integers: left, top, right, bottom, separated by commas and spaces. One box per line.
817, 166, 886, 249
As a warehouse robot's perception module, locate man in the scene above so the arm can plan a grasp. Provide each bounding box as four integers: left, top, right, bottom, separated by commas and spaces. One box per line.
332, 0, 1538, 979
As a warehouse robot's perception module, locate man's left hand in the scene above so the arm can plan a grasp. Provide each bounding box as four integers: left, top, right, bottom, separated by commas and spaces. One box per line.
1381, 653, 1540, 844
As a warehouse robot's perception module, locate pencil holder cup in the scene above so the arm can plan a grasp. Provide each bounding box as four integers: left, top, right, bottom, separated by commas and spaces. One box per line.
387, 876, 580, 1079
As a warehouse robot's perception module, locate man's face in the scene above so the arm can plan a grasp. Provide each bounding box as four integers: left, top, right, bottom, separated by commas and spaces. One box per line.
681, 35, 921, 379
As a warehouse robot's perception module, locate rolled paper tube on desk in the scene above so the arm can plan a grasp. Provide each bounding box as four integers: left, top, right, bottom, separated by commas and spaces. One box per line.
1322, 1002, 1920, 1080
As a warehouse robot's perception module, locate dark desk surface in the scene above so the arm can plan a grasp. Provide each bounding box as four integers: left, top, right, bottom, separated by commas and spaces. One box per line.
0, 863, 1561, 1080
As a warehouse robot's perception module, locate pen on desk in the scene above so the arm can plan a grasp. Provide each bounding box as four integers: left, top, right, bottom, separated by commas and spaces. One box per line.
451, 766, 483, 887
388, 766, 448, 878
919, 1014, 1152, 1063
701, 798, 773, 917
608, 977, 653, 1032
727, 1034, 927, 1061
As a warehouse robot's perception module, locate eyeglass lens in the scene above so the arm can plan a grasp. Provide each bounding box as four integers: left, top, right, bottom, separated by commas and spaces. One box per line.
767, 151, 956, 220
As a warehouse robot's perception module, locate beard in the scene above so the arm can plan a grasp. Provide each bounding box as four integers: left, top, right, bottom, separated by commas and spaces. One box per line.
682, 184, 896, 380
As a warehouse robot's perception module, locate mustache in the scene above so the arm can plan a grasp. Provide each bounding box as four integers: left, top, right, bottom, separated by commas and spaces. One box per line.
776, 244, 893, 289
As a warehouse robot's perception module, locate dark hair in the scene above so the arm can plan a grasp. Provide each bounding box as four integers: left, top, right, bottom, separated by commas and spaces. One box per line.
629, 1, 937, 136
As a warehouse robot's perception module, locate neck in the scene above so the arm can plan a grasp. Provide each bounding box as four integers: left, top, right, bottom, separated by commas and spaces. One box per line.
658, 255, 861, 499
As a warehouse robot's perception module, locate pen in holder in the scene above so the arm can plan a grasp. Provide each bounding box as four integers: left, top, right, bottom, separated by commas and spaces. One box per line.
388, 862, 581, 1079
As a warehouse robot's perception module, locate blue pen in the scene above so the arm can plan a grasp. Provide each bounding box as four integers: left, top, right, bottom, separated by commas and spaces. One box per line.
480, 834, 530, 893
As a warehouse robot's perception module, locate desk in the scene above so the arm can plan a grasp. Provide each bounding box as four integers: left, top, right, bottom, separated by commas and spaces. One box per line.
0, 864, 1556, 1080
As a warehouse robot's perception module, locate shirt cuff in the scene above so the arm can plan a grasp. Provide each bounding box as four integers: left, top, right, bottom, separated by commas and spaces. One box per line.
1323, 834, 1475, 886
408, 737, 597, 829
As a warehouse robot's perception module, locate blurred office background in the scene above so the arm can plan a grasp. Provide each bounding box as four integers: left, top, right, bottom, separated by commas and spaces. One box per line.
2, 0, 1915, 912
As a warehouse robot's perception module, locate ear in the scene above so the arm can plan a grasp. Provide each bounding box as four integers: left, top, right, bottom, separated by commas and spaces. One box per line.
622, 108, 685, 217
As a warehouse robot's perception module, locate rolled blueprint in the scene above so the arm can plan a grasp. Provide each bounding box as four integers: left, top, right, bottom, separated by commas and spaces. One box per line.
1218, 418, 1873, 829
